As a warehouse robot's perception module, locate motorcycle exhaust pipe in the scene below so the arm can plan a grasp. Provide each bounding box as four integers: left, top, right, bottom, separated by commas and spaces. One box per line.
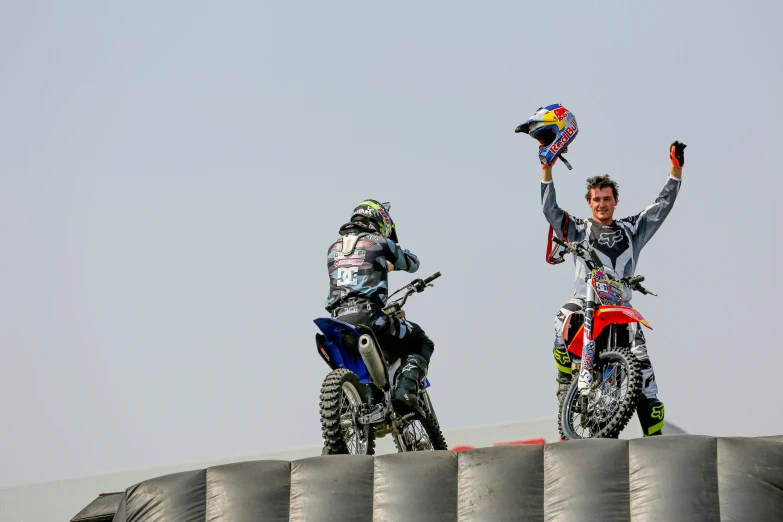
359, 334, 388, 390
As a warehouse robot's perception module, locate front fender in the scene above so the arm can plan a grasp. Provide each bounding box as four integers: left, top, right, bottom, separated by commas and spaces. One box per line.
567, 306, 651, 357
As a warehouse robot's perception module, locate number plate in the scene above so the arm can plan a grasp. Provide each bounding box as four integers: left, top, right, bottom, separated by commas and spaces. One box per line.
591, 269, 625, 305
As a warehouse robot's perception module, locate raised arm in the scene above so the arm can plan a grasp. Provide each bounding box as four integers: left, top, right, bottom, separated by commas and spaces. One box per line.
386, 240, 420, 273
541, 165, 569, 231
625, 141, 686, 248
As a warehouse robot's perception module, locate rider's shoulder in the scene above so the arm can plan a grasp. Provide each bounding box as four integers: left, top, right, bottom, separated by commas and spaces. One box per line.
329, 232, 387, 250
354, 233, 388, 248
360, 233, 386, 242
614, 215, 640, 228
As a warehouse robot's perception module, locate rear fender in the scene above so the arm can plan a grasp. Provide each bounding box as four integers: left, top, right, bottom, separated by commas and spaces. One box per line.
567, 306, 651, 357
315, 333, 337, 370
313, 317, 371, 384
314, 317, 432, 389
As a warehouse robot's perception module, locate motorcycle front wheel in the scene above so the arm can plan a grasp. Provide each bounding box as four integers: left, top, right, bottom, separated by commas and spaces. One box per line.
558, 346, 642, 440
320, 368, 376, 455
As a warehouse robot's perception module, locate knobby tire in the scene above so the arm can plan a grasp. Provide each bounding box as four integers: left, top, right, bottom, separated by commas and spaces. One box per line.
393, 392, 448, 452
558, 345, 643, 440
320, 368, 376, 455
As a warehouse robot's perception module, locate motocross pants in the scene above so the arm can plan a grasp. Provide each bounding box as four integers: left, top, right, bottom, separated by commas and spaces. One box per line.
553, 298, 665, 436
336, 309, 435, 364
336, 308, 434, 409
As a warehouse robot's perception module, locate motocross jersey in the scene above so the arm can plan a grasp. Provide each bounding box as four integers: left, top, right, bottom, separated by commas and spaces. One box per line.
541, 175, 681, 302
325, 230, 420, 313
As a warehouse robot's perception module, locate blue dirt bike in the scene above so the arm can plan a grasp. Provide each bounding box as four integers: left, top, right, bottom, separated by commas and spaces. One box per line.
314, 272, 447, 455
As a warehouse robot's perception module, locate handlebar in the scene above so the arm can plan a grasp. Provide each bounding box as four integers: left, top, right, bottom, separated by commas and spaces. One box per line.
383, 272, 443, 315
621, 274, 657, 296
626, 275, 645, 286
409, 272, 441, 293
552, 237, 658, 297
423, 272, 441, 285
552, 237, 600, 267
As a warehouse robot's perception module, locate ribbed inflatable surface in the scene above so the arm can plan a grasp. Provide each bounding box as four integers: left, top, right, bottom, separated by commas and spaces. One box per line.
111, 435, 783, 522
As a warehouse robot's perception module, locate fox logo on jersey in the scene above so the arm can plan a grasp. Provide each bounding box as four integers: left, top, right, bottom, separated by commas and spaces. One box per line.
598, 229, 624, 248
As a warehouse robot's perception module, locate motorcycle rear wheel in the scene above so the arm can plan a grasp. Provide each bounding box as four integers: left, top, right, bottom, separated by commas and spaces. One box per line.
558, 346, 642, 440
320, 368, 376, 455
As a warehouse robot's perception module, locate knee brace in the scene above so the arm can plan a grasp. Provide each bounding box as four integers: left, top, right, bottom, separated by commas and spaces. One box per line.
553, 347, 572, 377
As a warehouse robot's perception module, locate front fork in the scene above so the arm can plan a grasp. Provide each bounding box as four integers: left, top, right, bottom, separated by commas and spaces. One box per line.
578, 288, 597, 394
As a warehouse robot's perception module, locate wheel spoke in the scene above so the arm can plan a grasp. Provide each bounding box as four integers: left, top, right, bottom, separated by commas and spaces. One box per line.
560, 347, 642, 440
401, 420, 433, 451
391, 393, 447, 452
320, 369, 376, 455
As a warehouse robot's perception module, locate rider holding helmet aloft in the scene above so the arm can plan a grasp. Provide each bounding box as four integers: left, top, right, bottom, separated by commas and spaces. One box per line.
325, 199, 434, 414
516, 104, 686, 436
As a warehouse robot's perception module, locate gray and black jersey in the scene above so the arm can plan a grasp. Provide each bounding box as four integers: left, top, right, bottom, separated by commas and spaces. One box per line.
325, 231, 420, 313
541, 175, 682, 302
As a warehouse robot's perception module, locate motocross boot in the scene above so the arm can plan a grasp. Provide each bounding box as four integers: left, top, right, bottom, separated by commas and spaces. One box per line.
556, 374, 571, 406
392, 354, 428, 414
553, 346, 573, 407
637, 397, 665, 436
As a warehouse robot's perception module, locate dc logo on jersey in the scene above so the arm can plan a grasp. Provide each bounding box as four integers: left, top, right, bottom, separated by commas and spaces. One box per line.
598, 230, 624, 248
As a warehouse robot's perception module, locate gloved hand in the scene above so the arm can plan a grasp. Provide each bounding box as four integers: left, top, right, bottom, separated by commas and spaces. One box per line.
670, 141, 686, 168
540, 146, 568, 168
540, 154, 557, 168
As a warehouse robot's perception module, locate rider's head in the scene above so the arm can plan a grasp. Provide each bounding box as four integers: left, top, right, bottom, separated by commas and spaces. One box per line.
340, 199, 398, 242
585, 175, 619, 225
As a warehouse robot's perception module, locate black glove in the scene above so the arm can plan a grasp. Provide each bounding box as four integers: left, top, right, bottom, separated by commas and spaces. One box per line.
670, 141, 686, 167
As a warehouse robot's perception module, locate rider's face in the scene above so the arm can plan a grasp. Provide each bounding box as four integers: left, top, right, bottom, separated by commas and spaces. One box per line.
587, 187, 618, 225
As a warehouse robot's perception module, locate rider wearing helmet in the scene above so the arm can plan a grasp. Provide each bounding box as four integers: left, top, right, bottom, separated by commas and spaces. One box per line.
516, 104, 686, 437
325, 199, 434, 413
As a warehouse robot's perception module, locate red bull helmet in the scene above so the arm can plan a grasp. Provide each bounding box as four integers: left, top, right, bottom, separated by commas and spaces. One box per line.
516, 103, 578, 169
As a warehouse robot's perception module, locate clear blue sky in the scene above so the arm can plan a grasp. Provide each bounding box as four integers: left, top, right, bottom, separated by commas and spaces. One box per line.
1, 1, 780, 484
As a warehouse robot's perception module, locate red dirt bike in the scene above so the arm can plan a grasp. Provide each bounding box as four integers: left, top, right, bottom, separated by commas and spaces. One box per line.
551, 237, 658, 440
